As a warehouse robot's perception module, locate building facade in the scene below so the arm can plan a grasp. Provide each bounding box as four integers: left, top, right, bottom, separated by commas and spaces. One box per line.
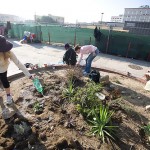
0, 14, 23, 23
48, 14, 64, 24
111, 15, 123, 22
123, 7, 150, 22
123, 21, 150, 35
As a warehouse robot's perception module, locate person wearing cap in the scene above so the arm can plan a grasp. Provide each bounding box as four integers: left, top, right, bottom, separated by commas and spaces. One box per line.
75, 45, 99, 75
63, 43, 77, 66
0, 35, 34, 114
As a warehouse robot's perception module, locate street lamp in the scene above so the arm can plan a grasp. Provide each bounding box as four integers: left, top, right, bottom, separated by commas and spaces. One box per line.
101, 13, 104, 24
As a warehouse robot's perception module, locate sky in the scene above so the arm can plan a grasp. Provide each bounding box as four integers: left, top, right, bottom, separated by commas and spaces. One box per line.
0, 0, 150, 23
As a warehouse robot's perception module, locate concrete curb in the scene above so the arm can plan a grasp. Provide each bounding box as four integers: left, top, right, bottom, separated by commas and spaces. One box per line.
92, 66, 146, 84
7, 65, 146, 84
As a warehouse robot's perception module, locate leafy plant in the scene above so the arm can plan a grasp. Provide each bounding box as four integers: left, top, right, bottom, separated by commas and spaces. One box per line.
62, 78, 75, 100
33, 101, 44, 114
142, 123, 150, 136
88, 105, 118, 143
72, 82, 103, 111
14, 121, 31, 136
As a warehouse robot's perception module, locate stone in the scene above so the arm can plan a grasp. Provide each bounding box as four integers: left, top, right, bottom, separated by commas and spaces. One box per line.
1, 107, 16, 120
146, 105, 150, 111
100, 75, 110, 85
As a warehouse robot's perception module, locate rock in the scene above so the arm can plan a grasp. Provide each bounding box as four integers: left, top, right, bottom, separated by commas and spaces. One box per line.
146, 105, 150, 111
1, 107, 16, 120
100, 75, 110, 85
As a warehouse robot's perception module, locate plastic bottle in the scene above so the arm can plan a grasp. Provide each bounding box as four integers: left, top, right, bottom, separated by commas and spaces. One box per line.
33, 78, 43, 95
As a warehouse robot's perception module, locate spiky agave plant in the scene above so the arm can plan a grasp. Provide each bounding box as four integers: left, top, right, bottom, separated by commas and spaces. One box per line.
89, 105, 118, 142
62, 78, 75, 100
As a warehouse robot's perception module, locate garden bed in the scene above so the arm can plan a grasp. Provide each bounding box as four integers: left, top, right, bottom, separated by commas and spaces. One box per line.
0, 67, 150, 150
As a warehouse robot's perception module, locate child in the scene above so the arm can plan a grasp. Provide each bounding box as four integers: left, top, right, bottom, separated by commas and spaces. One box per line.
63, 43, 77, 66
0, 35, 34, 118
75, 45, 99, 75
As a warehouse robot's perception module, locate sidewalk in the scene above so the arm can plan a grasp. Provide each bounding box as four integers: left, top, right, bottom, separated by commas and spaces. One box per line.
93, 53, 150, 78
8, 40, 150, 79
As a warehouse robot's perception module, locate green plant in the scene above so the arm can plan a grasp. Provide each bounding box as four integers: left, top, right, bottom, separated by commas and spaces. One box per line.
33, 101, 44, 113
62, 78, 75, 100
14, 121, 30, 135
72, 82, 103, 110
142, 123, 150, 136
88, 105, 118, 142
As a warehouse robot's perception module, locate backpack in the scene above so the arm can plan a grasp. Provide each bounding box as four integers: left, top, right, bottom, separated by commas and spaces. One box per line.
89, 70, 100, 83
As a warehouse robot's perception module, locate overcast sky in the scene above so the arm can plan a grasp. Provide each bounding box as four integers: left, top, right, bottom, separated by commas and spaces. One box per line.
1, 0, 150, 23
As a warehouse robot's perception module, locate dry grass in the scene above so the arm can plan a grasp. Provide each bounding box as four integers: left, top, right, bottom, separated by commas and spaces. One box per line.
65, 66, 83, 81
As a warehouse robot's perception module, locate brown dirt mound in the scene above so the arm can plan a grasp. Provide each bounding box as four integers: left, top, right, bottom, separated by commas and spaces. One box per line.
0, 69, 150, 150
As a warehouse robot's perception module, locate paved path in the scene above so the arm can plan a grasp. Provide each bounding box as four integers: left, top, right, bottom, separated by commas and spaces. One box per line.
8, 39, 150, 79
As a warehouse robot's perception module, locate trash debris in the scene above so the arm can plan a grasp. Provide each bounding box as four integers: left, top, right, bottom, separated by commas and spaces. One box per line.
33, 78, 43, 95
95, 93, 105, 100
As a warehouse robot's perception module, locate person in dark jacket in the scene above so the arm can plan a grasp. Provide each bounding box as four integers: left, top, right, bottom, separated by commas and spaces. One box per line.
63, 43, 77, 66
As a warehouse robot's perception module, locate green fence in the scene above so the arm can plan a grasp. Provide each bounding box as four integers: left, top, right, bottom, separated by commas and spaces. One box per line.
9, 24, 150, 61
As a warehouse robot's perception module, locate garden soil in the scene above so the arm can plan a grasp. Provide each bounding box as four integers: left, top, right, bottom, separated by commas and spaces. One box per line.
0, 68, 150, 150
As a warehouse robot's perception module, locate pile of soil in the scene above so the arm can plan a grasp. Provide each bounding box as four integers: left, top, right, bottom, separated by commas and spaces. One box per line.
0, 68, 150, 150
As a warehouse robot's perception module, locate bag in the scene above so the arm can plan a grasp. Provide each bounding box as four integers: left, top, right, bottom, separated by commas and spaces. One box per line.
89, 70, 100, 83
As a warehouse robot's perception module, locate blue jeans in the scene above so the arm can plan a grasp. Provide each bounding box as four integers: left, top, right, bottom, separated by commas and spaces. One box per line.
84, 49, 99, 73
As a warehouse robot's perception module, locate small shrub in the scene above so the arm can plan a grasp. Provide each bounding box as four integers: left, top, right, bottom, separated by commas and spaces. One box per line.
88, 105, 118, 142
142, 123, 150, 137
33, 101, 44, 114
14, 121, 31, 136
72, 82, 103, 111
62, 78, 75, 100
65, 67, 82, 82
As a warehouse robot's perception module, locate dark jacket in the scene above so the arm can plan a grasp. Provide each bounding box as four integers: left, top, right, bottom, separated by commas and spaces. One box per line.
63, 47, 77, 66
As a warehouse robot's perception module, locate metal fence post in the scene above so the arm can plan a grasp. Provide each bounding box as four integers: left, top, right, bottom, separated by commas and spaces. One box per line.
48, 32, 50, 45
89, 36, 91, 44
40, 31, 42, 42
126, 42, 131, 58
74, 28, 76, 47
